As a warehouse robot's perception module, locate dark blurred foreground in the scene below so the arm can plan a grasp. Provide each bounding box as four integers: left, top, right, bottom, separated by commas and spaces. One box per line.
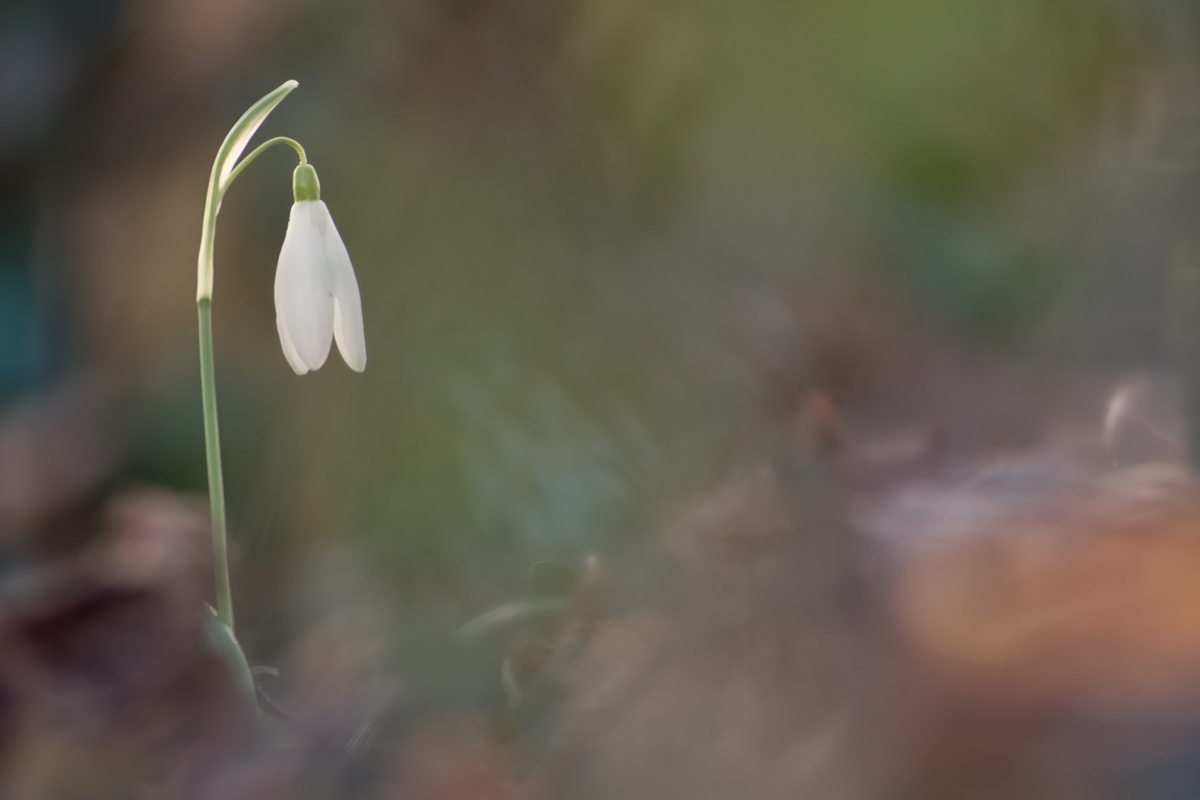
11, 0, 1200, 798
10, 374, 1200, 800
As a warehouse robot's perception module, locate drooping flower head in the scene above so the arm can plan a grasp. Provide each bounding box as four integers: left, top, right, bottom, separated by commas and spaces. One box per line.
274, 163, 367, 374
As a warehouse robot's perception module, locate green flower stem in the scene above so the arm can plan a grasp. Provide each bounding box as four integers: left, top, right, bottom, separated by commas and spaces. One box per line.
222, 136, 306, 192
197, 297, 232, 628
195, 81, 301, 632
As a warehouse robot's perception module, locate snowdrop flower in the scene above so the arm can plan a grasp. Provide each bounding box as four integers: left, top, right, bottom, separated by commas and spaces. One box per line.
274, 163, 366, 374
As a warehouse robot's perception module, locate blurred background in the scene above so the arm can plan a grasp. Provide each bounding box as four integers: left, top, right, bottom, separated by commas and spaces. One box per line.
7, 0, 1200, 797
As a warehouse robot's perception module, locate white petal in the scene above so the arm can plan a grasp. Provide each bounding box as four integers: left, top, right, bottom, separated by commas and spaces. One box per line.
275, 313, 309, 375
314, 201, 367, 372
275, 201, 333, 371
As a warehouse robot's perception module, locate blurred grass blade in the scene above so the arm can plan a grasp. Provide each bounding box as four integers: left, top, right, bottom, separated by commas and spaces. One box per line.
500, 653, 523, 708
452, 598, 568, 643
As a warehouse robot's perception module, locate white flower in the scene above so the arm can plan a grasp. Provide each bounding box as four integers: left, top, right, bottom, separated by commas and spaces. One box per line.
274, 198, 366, 374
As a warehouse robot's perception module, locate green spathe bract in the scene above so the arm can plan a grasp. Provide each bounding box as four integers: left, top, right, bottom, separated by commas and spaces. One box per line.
198, 80, 302, 303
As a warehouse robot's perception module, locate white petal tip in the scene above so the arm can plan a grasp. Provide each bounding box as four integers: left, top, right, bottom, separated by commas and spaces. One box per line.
276, 314, 312, 375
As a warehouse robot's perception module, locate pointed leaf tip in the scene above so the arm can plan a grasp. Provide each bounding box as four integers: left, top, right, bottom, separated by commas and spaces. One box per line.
215, 80, 300, 188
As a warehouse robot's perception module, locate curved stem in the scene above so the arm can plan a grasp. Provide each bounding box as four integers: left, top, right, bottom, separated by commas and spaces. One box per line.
195, 82, 300, 633
221, 136, 307, 193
